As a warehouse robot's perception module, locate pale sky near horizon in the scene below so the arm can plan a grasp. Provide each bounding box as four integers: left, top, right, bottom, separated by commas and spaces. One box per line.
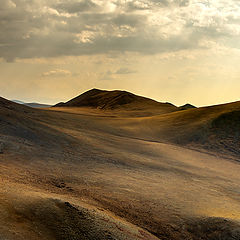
1, 0, 240, 106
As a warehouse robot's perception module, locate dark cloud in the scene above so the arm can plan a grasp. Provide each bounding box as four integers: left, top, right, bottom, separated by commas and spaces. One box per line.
115, 67, 136, 74
55, 0, 99, 13
148, 0, 189, 7
113, 13, 146, 27
0, 0, 240, 61
99, 67, 136, 80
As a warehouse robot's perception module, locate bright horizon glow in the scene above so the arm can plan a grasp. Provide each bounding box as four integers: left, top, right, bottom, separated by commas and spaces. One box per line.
4, 86, 240, 108
1, 0, 240, 107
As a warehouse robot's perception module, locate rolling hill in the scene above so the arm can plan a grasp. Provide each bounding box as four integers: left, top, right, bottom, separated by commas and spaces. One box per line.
0, 91, 240, 240
54, 88, 178, 116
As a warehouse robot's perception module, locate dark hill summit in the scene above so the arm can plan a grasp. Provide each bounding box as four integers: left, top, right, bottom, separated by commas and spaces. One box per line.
179, 103, 196, 110
54, 89, 177, 112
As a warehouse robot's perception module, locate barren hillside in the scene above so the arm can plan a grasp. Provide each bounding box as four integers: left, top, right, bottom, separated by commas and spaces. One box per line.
54, 89, 178, 116
0, 91, 240, 240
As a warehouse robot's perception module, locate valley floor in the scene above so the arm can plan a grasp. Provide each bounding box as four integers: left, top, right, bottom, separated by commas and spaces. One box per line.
0, 106, 240, 239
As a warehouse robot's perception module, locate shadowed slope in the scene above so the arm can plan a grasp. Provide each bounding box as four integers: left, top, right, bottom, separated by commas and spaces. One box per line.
0, 97, 74, 155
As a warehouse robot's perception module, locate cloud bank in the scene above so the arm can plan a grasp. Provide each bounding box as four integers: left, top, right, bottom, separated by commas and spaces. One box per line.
41, 69, 72, 77
1, 0, 240, 61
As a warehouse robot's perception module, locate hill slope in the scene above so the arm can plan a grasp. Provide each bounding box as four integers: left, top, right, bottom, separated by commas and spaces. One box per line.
96, 100, 240, 156
54, 88, 177, 113
0, 95, 240, 239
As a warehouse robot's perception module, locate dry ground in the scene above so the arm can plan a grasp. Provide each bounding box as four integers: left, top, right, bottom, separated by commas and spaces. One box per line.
0, 98, 240, 239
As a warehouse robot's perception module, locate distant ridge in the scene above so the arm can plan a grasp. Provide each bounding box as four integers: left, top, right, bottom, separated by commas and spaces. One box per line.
12, 100, 52, 108
179, 103, 196, 110
54, 88, 177, 112
24, 103, 52, 108
12, 100, 25, 104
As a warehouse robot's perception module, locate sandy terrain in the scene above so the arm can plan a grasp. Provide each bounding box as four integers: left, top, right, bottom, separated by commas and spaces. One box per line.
0, 91, 240, 239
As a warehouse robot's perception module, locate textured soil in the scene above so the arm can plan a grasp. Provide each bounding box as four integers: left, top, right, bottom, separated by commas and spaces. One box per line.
0, 94, 240, 239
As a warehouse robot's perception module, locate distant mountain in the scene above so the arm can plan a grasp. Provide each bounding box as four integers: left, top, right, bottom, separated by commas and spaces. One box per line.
179, 103, 196, 110
24, 103, 52, 108
54, 88, 177, 112
12, 100, 25, 105
12, 100, 51, 108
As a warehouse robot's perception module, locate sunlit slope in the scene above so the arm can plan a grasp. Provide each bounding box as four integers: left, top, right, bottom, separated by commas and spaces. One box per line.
52, 89, 240, 156
96, 100, 240, 156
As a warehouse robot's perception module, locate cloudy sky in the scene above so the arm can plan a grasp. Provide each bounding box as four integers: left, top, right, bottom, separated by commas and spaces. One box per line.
1, 0, 240, 106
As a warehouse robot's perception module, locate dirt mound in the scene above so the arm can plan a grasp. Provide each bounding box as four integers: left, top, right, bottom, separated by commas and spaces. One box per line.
0, 192, 159, 240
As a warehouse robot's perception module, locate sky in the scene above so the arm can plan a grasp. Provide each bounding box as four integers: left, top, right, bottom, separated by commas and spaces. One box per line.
0, 0, 240, 106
